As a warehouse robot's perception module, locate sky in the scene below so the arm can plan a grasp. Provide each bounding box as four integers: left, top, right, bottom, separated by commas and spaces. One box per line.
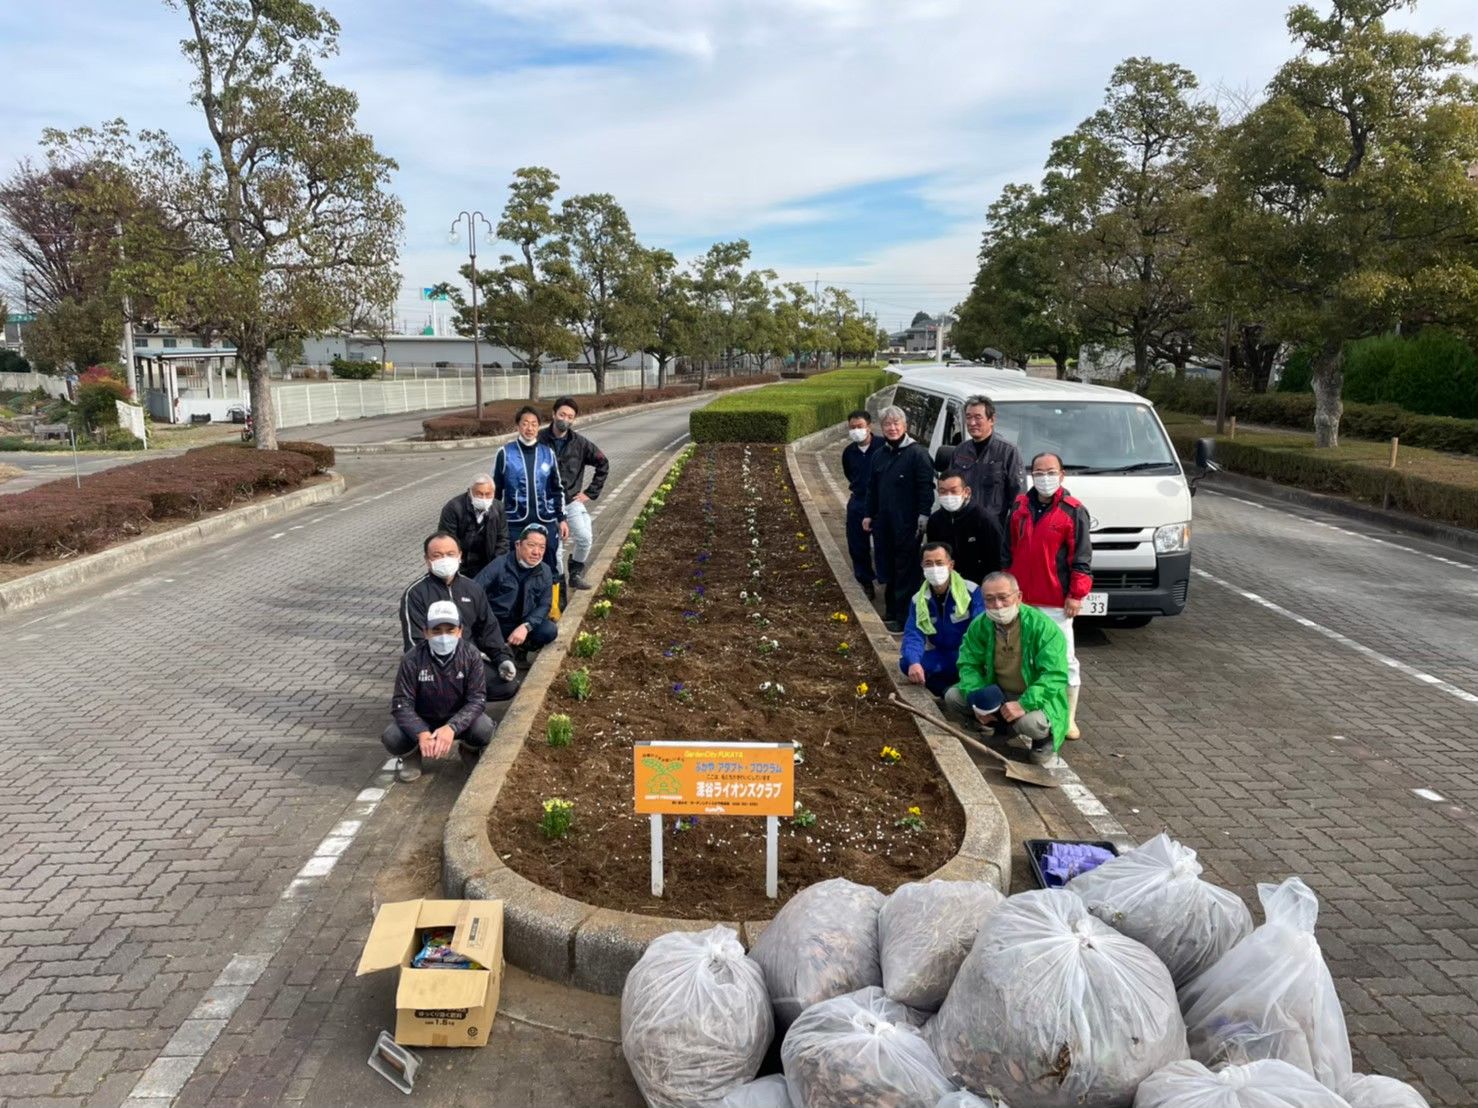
2, 0, 1474, 334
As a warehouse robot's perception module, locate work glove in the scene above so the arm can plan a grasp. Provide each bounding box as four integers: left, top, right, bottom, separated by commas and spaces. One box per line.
916, 514, 929, 539
498, 660, 517, 682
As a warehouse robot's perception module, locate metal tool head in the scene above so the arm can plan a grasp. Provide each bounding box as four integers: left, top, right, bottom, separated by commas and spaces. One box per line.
368, 1030, 422, 1095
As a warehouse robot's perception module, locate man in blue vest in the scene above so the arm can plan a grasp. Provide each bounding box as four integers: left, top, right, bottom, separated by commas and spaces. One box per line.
493, 406, 568, 580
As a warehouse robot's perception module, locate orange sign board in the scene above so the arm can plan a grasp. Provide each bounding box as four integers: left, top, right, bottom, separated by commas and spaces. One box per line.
633, 741, 795, 817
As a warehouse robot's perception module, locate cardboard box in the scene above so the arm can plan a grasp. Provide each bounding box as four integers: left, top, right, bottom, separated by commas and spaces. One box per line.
356, 899, 504, 1048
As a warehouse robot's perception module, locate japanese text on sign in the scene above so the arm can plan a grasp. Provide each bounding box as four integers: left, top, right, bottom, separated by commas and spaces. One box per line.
633, 741, 795, 817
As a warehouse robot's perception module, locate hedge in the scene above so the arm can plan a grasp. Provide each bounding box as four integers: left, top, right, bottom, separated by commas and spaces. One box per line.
1167, 427, 1477, 531
0, 448, 318, 563
277, 440, 336, 472
688, 368, 898, 443
1146, 377, 1478, 456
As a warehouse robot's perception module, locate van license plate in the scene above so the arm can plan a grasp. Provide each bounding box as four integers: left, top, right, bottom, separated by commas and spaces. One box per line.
1082, 592, 1109, 617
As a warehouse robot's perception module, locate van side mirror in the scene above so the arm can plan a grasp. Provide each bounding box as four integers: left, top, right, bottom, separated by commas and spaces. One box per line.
934, 444, 955, 474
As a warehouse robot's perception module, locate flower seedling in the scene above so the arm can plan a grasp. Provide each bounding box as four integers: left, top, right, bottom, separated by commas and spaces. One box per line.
567, 667, 592, 701
539, 797, 574, 840
836, 642, 851, 657
895, 806, 926, 832
673, 816, 699, 833
545, 713, 573, 748
760, 680, 786, 703
573, 631, 602, 658
590, 599, 613, 619
601, 579, 624, 599
793, 805, 818, 829
672, 682, 694, 704
830, 611, 849, 623
756, 636, 780, 656
879, 745, 902, 765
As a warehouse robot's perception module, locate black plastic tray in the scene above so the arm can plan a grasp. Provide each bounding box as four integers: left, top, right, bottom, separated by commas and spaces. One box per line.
1024, 838, 1121, 889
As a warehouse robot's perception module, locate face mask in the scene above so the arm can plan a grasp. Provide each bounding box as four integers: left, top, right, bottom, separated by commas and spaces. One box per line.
848, 427, 868, 444
470, 495, 494, 512
518, 433, 537, 446
938, 494, 964, 513
986, 603, 1019, 625
554, 418, 573, 433
429, 555, 460, 580
428, 633, 458, 657
517, 555, 540, 570
1033, 474, 1061, 497
923, 565, 951, 588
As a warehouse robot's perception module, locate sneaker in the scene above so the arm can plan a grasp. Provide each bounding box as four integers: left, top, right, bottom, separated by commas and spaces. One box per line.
884, 618, 904, 634
396, 750, 423, 783
459, 743, 482, 772
569, 562, 593, 590
1028, 738, 1059, 768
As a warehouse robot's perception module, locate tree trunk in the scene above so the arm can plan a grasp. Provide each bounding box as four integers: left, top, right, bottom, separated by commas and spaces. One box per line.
1132, 333, 1152, 391
1053, 352, 1068, 380
527, 362, 541, 401
1172, 347, 1188, 379
657, 355, 668, 389
592, 357, 606, 395
1311, 341, 1343, 448
246, 348, 277, 450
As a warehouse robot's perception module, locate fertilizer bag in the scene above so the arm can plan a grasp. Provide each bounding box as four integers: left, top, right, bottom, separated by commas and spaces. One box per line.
716, 1074, 794, 1108
781, 986, 953, 1108
1133, 1058, 1351, 1108
879, 879, 1004, 1011
1067, 833, 1252, 987
927, 888, 1187, 1108
1180, 877, 1352, 1090
751, 878, 884, 1028
1340, 1074, 1430, 1108
621, 925, 773, 1108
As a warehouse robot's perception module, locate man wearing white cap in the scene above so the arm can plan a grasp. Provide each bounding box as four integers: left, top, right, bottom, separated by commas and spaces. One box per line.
384, 600, 495, 782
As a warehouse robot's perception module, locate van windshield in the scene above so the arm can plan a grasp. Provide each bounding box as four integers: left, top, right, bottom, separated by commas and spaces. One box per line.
992, 401, 1180, 475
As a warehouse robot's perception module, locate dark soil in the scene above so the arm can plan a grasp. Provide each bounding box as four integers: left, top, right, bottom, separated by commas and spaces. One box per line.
487, 444, 966, 919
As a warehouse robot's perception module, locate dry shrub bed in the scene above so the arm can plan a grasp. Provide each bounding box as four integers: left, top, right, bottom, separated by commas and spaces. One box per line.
487, 443, 965, 919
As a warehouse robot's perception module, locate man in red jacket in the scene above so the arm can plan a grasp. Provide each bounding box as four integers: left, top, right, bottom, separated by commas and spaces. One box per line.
1005, 452, 1091, 739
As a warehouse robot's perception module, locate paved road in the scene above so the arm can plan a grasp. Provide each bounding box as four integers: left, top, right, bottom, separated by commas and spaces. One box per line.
0, 398, 699, 1107
800, 446, 1477, 1107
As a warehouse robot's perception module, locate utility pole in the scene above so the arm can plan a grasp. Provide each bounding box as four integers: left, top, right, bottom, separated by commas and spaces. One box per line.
1215, 312, 1233, 434
116, 222, 147, 448
450, 211, 493, 414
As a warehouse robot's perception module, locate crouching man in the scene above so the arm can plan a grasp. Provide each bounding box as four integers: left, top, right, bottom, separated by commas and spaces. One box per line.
383, 601, 493, 783
900, 542, 985, 697
943, 571, 1070, 766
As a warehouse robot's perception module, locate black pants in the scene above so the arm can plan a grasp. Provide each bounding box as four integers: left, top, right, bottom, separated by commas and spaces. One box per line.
845, 497, 876, 586
875, 521, 923, 623
381, 713, 494, 757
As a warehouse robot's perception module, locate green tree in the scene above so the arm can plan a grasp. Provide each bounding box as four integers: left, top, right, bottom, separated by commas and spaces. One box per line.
555, 192, 643, 394
1043, 57, 1219, 387
688, 241, 767, 384
622, 246, 690, 388
1206, 0, 1478, 445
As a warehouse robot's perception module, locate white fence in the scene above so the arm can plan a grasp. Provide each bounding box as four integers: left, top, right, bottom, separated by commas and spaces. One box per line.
0, 372, 70, 399
270, 367, 647, 430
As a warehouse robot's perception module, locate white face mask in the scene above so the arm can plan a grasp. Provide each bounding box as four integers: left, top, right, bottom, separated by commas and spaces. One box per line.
923, 565, 951, 588
517, 553, 541, 570
470, 495, 494, 512
848, 427, 868, 444
938, 494, 964, 513
429, 555, 460, 580
986, 603, 1019, 625
428, 632, 458, 656
518, 432, 538, 446
1033, 473, 1062, 497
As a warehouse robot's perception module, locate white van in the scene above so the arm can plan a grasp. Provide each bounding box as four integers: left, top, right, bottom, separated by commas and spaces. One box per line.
885, 367, 1192, 626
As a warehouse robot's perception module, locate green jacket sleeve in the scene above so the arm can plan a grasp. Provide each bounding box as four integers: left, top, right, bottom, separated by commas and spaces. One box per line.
1018, 610, 1069, 714
953, 615, 994, 697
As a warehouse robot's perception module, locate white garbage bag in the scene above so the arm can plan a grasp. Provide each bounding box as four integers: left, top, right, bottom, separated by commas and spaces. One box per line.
927, 888, 1187, 1107
879, 880, 1004, 1011
621, 925, 773, 1108
1180, 877, 1352, 1090
716, 1074, 794, 1108
751, 878, 885, 1028
781, 986, 954, 1108
936, 1091, 1009, 1107
1133, 1058, 1351, 1107
1340, 1074, 1430, 1108
1066, 833, 1252, 987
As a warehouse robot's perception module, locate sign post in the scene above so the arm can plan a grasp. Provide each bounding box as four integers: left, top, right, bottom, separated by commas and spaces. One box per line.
633, 741, 795, 899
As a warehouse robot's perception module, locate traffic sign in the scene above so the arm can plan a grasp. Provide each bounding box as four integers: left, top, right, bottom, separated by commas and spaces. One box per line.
420, 288, 450, 302
7, 313, 36, 324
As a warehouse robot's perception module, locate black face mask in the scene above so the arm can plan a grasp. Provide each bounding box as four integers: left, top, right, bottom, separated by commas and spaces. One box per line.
554, 418, 573, 433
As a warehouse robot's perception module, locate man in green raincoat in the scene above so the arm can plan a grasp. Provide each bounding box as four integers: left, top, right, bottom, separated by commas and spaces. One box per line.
943, 570, 1070, 765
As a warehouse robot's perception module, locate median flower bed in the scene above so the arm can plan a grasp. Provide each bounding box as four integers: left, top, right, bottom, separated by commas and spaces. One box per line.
486, 443, 965, 918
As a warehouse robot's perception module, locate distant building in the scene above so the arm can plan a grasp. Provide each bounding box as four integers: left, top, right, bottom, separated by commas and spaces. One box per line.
887, 313, 954, 354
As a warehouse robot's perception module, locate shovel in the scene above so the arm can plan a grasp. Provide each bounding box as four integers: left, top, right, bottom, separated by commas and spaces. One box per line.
887, 693, 1060, 789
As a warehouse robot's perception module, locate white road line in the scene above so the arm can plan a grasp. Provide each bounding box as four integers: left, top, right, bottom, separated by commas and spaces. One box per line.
589, 433, 690, 520
1204, 488, 1477, 572
1413, 787, 1446, 802
805, 445, 1133, 844
1192, 567, 1478, 705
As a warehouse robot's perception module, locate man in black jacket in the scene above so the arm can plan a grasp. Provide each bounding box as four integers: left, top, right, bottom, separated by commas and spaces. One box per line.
475, 524, 558, 652
863, 405, 936, 632
537, 396, 610, 591
926, 469, 1008, 585
840, 409, 880, 598
398, 531, 520, 701
436, 474, 508, 579
948, 394, 1024, 533
383, 601, 491, 782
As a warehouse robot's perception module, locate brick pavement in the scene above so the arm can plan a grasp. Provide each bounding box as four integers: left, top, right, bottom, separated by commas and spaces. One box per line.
0, 399, 703, 1107
796, 445, 1478, 1107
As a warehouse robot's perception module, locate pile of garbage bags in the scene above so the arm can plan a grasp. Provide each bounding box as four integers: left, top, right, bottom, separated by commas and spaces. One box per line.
618, 837, 1431, 1108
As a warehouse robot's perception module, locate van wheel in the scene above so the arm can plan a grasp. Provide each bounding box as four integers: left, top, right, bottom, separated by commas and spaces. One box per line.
1105, 615, 1153, 629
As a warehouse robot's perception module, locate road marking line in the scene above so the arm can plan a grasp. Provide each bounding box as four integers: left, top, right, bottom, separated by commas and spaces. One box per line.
269, 532, 285, 540
804, 444, 1133, 846
1204, 488, 1477, 572
589, 433, 690, 520
1413, 787, 1446, 802
1192, 567, 1478, 705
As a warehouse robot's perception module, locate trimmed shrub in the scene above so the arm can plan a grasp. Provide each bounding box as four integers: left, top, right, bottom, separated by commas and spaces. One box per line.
330, 357, 380, 380
689, 368, 898, 443
1275, 346, 1314, 393
278, 440, 336, 472
423, 384, 700, 441
1168, 428, 1477, 530
0, 496, 152, 562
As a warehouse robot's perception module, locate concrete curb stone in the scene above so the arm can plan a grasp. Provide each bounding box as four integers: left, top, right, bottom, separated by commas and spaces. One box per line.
0, 473, 346, 616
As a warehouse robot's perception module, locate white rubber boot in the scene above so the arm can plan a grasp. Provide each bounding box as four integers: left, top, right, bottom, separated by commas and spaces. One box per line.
1066, 686, 1082, 740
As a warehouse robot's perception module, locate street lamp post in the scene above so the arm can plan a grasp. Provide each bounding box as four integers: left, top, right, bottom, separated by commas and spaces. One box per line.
449, 211, 494, 415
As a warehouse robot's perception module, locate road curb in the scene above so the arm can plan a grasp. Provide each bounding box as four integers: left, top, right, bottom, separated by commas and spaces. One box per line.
333, 385, 764, 455
1203, 469, 1478, 555
0, 474, 346, 616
